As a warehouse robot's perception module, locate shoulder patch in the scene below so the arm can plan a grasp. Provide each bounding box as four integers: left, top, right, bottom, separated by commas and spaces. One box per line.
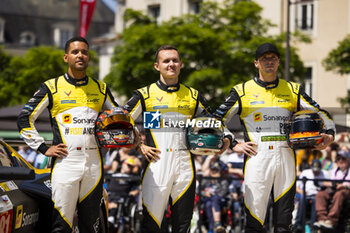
288, 81, 300, 94
234, 83, 244, 97
44, 77, 59, 93
97, 80, 107, 94
188, 86, 198, 99
138, 85, 150, 99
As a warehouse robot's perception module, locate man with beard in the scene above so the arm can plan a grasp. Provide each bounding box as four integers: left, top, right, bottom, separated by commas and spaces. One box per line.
18, 36, 119, 232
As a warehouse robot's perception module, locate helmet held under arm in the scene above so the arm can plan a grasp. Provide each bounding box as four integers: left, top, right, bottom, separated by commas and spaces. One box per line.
95, 107, 137, 148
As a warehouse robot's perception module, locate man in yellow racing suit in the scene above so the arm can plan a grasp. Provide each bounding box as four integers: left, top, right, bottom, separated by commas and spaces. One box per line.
214, 43, 335, 233
17, 37, 118, 233
124, 45, 231, 233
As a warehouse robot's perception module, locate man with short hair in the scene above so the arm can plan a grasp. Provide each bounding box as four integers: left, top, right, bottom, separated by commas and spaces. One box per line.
124, 45, 232, 233
214, 43, 335, 232
17, 36, 119, 232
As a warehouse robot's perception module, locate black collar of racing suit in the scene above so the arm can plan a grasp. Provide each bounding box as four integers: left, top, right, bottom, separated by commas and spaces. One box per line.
254, 75, 279, 89
156, 80, 180, 92
64, 73, 89, 86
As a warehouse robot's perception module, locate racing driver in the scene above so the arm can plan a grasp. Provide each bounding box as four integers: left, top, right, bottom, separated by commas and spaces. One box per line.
124, 45, 232, 233
17, 36, 118, 233
214, 43, 335, 233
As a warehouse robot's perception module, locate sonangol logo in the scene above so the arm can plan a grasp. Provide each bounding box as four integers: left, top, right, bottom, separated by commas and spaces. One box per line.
62, 114, 72, 124
254, 113, 262, 122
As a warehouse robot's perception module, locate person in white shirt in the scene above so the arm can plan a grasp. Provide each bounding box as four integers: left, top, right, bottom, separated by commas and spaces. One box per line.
293, 159, 327, 230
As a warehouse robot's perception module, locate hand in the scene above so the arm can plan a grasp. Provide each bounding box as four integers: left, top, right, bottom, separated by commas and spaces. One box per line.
45, 143, 68, 159
336, 183, 347, 190
232, 141, 257, 157
215, 137, 231, 155
139, 144, 161, 162
313, 133, 334, 150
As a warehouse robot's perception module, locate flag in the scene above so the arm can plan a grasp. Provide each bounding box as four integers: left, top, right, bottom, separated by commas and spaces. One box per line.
79, 0, 97, 38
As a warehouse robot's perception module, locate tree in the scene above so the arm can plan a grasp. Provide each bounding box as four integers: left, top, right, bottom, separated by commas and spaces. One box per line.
323, 35, 350, 75
0, 46, 98, 107
323, 35, 350, 111
105, 0, 307, 108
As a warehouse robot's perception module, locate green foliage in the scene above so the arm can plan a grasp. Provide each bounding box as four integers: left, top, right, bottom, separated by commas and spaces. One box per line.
323, 35, 350, 111
104, 0, 307, 108
340, 90, 350, 113
0, 46, 98, 107
323, 35, 350, 75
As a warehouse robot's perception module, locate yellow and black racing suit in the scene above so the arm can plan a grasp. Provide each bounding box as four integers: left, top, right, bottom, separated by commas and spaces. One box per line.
124, 80, 210, 233
214, 76, 335, 233
17, 73, 118, 233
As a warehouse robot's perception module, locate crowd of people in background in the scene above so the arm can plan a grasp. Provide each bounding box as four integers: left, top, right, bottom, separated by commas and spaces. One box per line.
17, 145, 49, 169
17, 132, 350, 233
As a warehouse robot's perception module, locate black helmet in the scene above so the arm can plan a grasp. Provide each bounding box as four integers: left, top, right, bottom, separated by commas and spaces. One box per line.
285, 110, 324, 149
95, 107, 136, 148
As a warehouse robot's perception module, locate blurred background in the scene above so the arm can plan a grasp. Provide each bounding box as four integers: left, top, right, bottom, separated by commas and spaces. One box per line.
0, 0, 349, 143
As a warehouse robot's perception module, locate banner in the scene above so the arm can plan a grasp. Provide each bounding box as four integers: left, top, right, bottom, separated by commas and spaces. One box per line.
79, 0, 97, 38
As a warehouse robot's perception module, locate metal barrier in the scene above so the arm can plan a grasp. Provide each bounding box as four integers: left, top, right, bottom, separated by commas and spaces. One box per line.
196, 175, 350, 233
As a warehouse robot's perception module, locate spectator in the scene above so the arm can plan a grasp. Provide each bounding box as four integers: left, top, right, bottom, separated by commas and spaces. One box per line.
312, 150, 323, 161
314, 150, 350, 229
193, 154, 204, 173
110, 147, 142, 175
293, 159, 328, 231
17, 146, 37, 165
33, 152, 49, 169
103, 148, 119, 173
296, 149, 312, 176
224, 148, 244, 178
107, 158, 140, 224
223, 148, 244, 225
201, 158, 228, 233
320, 142, 339, 172
228, 178, 243, 227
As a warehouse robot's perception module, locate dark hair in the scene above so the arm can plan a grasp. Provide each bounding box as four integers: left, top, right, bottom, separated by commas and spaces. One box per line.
155, 45, 180, 62
329, 142, 340, 151
64, 36, 89, 53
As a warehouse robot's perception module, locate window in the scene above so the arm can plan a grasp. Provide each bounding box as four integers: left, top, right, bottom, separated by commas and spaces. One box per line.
148, 5, 161, 24
53, 25, 74, 48
304, 67, 312, 97
19, 31, 36, 46
0, 18, 4, 43
295, 0, 314, 31
189, 0, 202, 14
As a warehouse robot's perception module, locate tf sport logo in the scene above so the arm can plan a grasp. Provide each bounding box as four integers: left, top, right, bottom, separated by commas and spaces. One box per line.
143, 111, 161, 129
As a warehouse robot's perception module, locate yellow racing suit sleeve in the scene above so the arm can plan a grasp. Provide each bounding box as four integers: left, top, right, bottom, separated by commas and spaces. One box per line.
297, 84, 336, 136
17, 83, 51, 154
103, 86, 119, 110
124, 90, 144, 122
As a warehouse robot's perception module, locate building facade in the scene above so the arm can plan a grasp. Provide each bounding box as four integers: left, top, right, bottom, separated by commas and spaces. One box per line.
114, 0, 349, 116
0, 0, 114, 56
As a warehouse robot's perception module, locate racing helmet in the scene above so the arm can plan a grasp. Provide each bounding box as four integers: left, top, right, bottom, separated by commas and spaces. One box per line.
95, 107, 136, 148
186, 116, 224, 156
285, 110, 324, 149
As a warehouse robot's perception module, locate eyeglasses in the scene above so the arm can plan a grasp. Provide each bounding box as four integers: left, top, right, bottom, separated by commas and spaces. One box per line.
336, 157, 347, 162
258, 56, 279, 62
